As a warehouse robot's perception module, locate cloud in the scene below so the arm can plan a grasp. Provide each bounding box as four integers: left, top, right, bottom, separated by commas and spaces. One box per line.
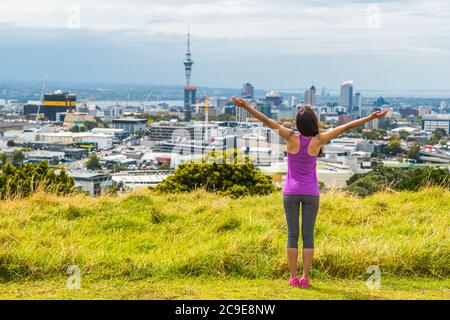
0, 0, 449, 91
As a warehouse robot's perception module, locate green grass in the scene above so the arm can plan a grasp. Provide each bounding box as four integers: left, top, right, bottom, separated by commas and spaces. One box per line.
1, 277, 448, 300
0, 187, 449, 299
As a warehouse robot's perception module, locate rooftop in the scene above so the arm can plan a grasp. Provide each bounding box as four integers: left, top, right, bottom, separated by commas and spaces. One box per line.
112, 118, 147, 123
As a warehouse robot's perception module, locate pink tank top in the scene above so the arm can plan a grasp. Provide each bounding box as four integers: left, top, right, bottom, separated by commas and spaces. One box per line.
283, 135, 320, 196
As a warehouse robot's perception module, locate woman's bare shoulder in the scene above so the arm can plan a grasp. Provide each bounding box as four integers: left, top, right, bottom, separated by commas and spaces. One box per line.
286, 133, 300, 153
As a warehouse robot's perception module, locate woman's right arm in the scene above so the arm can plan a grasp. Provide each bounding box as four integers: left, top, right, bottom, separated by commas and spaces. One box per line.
231, 97, 295, 140
317, 110, 388, 145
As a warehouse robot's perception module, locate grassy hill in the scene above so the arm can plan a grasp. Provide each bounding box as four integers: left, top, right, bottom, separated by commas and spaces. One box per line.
0, 187, 449, 299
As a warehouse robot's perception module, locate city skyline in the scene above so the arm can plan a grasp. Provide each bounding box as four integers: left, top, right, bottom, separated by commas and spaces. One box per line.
0, 0, 450, 93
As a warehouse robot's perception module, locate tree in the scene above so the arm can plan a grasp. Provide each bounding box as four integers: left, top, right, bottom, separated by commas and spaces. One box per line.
362, 129, 385, 140
12, 150, 25, 167
398, 131, 409, 140
159, 163, 171, 170
434, 128, 446, 140
86, 154, 101, 171
379, 117, 396, 130
0, 161, 74, 199
406, 142, 421, 160
156, 150, 276, 198
346, 167, 450, 197
84, 121, 98, 131
0, 152, 7, 164
71, 125, 80, 133
6, 140, 15, 147
388, 137, 402, 155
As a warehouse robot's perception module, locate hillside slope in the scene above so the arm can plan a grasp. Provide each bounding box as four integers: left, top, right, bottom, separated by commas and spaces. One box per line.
1, 187, 448, 285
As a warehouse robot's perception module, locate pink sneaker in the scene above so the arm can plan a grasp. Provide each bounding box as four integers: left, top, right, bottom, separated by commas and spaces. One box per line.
289, 276, 300, 287
299, 277, 310, 289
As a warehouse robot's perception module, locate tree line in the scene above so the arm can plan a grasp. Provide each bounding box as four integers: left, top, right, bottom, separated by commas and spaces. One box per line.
0, 161, 74, 200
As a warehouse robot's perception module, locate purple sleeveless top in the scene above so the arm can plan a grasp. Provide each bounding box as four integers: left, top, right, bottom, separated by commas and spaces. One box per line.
283, 135, 320, 196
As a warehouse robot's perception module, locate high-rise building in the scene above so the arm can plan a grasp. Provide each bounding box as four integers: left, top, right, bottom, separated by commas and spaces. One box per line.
257, 103, 272, 119
242, 83, 255, 99
340, 80, 354, 114
26, 90, 77, 121
360, 105, 375, 118
265, 90, 283, 107
304, 85, 316, 106
288, 96, 297, 108
440, 101, 447, 113
236, 104, 251, 122
353, 92, 362, 115
182, 29, 196, 122
365, 118, 379, 130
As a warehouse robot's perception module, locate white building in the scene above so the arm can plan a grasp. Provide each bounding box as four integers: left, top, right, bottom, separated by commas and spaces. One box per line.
37, 132, 113, 149
91, 128, 127, 140
70, 172, 113, 196
304, 86, 316, 106
419, 106, 432, 117
236, 103, 252, 122
421, 114, 450, 134
112, 173, 170, 190
340, 80, 354, 113
25, 150, 65, 163
276, 108, 298, 121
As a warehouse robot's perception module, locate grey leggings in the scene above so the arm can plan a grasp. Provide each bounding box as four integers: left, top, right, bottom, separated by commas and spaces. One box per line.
283, 195, 320, 249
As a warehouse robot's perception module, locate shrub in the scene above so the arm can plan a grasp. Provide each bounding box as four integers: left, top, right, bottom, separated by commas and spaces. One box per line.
0, 161, 74, 199
346, 166, 450, 196
156, 154, 276, 198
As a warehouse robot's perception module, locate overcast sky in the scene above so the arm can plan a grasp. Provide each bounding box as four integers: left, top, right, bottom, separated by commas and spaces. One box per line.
0, 0, 449, 93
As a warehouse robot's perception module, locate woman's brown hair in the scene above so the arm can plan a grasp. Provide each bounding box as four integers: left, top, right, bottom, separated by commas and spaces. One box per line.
296, 106, 323, 157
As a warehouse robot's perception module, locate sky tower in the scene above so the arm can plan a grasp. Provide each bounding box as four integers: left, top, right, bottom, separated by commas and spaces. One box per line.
182, 28, 196, 122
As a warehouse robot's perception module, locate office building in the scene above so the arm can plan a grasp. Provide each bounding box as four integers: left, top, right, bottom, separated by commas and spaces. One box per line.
71, 172, 112, 196
265, 91, 283, 107
354, 92, 362, 115
338, 114, 354, 125
37, 132, 114, 150
43, 91, 76, 121
242, 83, 255, 99
360, 105, 375, 118
304, 85, 316, 106
399, 106, 419, 118
257, 103, 272, 118
422, 114, 450, 134
365, 118, 379, 130
419, 106, 432, 117
236, 104, 252, 122
149, 121, 217, 142
112, 118, 147, 135
276, 108, 297, 121
340, 80, 353, 113
288, 96, 297, 108
25, 150, 65, 165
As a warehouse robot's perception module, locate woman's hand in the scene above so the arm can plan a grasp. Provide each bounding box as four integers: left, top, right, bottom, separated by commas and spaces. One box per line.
231, 96, 249, 108
370, 109, 389, 119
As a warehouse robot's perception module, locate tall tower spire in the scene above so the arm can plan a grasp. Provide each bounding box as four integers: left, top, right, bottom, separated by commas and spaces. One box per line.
182, 27, 196, 122
187, 25, 191, 53
184, 27, 194, 86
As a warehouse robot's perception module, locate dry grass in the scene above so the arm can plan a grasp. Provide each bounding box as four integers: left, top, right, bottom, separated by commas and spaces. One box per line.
0, 187, 449, 283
